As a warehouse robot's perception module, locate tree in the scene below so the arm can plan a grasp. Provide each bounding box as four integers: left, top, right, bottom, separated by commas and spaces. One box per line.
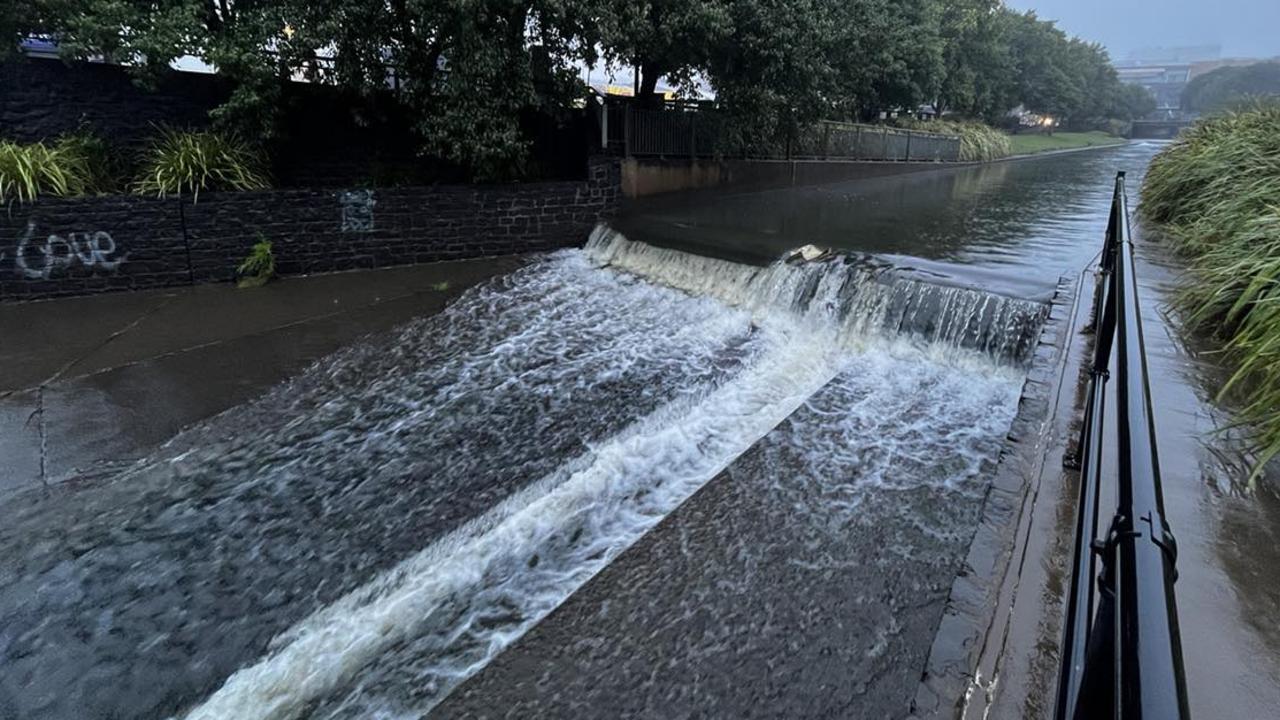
706, 0, 832, 150
935, 0, 1016, 120
11, 0, 1148, 177
597, 0, 731, 104
1183, 61, 1280, 114
1113, 82, 1157, 122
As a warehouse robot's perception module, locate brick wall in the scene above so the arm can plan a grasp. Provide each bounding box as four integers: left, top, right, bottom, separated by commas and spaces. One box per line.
0, 159, 619, 301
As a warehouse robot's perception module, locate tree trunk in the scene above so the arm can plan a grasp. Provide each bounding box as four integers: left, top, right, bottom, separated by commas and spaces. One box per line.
638, 61, 664, 108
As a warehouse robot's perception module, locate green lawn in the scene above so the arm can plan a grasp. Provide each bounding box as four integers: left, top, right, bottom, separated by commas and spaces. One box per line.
1008, 131, 1126, 155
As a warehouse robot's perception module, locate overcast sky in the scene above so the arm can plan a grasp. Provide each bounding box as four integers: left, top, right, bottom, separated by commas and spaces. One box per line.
1005, 0, 1280, 60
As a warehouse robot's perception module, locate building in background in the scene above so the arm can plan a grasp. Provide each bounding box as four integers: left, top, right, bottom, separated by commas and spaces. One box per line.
1113, 45, 1221, 121
1114, 45, 1279, 122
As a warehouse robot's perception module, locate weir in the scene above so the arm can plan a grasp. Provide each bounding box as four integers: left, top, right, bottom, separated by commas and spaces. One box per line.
0, 232, 1050, 719
586, 225, 1050, 365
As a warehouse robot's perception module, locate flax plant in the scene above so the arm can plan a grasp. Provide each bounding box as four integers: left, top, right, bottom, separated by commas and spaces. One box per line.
1141, 103, 1280, 483
135, 128, 269, 202
0, 140, 85, 204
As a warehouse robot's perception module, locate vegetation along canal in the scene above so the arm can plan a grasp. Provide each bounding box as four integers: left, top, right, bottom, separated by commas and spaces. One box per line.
3, 142, 1277, 718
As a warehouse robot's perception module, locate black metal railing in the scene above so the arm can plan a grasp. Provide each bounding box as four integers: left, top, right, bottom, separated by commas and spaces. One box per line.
1056, 172, 1190, 720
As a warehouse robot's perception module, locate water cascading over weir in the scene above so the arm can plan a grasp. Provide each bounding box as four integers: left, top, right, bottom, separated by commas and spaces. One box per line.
584, 225, 1049, 366
0, 225, 1054, 720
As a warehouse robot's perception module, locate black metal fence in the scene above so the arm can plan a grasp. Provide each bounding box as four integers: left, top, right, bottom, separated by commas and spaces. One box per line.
1056, 172, 1190, 720
601, 102, 961, 162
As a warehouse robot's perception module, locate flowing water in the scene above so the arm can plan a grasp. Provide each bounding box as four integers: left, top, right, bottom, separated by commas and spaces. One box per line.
1, 219, 1043, 718
7, 140, 1270, 719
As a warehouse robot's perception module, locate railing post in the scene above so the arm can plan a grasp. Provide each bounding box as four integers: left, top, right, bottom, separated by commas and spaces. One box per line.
690, 112, 697, 159
600, 103, 609, 150
905, 131, 913, 161
623, 104, 632, 157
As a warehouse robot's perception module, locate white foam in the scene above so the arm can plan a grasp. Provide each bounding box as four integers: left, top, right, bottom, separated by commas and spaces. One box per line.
184, 322, 845, 720
584, 225, 1048, 364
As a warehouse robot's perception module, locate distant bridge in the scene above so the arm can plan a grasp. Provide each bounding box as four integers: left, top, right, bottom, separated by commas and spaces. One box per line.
1131, 120, 1190, 139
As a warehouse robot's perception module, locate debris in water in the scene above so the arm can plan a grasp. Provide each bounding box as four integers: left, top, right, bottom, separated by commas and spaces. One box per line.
787, 244, 832, 263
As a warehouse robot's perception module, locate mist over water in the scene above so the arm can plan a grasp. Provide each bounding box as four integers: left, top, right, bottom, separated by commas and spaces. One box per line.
1, 231, 1037, 719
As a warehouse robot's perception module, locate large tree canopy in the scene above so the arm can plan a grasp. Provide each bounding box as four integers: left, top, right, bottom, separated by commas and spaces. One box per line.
1183, 61, 1280, 114
4, 0, 1146, 177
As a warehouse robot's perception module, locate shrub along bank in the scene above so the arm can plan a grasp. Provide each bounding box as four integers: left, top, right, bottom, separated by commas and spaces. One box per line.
0, 129, 268, 205
896, 119, 1013, 161
1140, 104, 1280, 480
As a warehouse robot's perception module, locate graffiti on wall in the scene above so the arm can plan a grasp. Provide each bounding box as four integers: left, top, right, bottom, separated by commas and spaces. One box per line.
339, 190, 376, 233
2, 221, 129, 279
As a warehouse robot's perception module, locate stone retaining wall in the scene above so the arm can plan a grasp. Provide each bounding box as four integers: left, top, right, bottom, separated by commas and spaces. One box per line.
0, 159, 619, 301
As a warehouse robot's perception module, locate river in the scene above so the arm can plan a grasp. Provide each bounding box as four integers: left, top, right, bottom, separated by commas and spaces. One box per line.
1, 143, 1276, 719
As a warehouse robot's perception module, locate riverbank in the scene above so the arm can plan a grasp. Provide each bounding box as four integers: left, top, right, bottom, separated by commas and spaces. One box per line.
1139, 104, 1280, 478
1008, 131, 1126, 156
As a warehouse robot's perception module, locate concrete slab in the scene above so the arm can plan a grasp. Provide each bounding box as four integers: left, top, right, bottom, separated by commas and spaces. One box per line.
0, 391, 41, 492
0, 292, 169, 392
0, 257, 528, 492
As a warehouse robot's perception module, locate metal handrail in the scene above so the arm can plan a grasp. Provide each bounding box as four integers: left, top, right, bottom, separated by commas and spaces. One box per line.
1056, 172, 1190, 720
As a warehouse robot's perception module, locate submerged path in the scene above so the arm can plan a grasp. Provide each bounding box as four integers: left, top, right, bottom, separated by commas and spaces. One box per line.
3, 142, 1273, 719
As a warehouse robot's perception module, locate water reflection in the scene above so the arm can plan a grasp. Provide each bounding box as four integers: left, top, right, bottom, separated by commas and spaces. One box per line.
616, 142, 1168, 299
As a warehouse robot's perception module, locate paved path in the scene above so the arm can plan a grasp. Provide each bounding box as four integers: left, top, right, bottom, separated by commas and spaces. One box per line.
0, 258, 526, 493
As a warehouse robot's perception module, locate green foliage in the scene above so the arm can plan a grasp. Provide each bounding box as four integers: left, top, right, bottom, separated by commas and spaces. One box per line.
134, 129, 269, 202
899, 119, 1011, 161
236, 237, 276, 288
935, 0, 1015, 121
1183, 62, 1280, 115
1140, 104, 1280, 481
0, 140, 86, 204
1114, 83, 1157, 122
17, 0, 1141, 178
53, 130, 125, 195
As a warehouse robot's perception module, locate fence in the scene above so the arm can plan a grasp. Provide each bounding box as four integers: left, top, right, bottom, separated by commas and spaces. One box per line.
1055, 172, 1189, 720
601, 102, 961, 162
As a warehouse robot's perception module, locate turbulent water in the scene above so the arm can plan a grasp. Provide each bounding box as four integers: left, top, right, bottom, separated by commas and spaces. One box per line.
0, 228, 1042, 719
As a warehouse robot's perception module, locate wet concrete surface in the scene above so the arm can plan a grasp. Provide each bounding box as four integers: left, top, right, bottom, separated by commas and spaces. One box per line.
0, 258, 526, 491
0, 251, 776, 718
437, 355, 1021, 719
1117, 240, 1280, 718
983, 203, 1280, 718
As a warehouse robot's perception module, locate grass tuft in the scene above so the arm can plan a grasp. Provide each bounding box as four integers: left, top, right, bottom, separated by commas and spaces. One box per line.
236, 237, 276, 289
1141, 103, 1280, 482
0, 140, 86, 204
135, 128, 270, 202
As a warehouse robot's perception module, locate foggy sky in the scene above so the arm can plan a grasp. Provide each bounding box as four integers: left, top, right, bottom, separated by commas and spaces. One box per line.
1005, 0, 1280, 60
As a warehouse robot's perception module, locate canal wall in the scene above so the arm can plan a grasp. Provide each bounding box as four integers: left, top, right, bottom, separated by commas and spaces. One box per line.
0, 159, 619, 301
621, 157, 978, 198
909, 275, 1077, 719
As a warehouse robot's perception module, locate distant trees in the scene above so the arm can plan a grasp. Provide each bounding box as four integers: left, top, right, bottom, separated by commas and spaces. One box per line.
5, 1, 1147, 177
1183, 62, 1280, 114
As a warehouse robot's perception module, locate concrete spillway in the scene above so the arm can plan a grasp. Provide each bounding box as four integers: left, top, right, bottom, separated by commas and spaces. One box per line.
0, 230, 1045, 719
